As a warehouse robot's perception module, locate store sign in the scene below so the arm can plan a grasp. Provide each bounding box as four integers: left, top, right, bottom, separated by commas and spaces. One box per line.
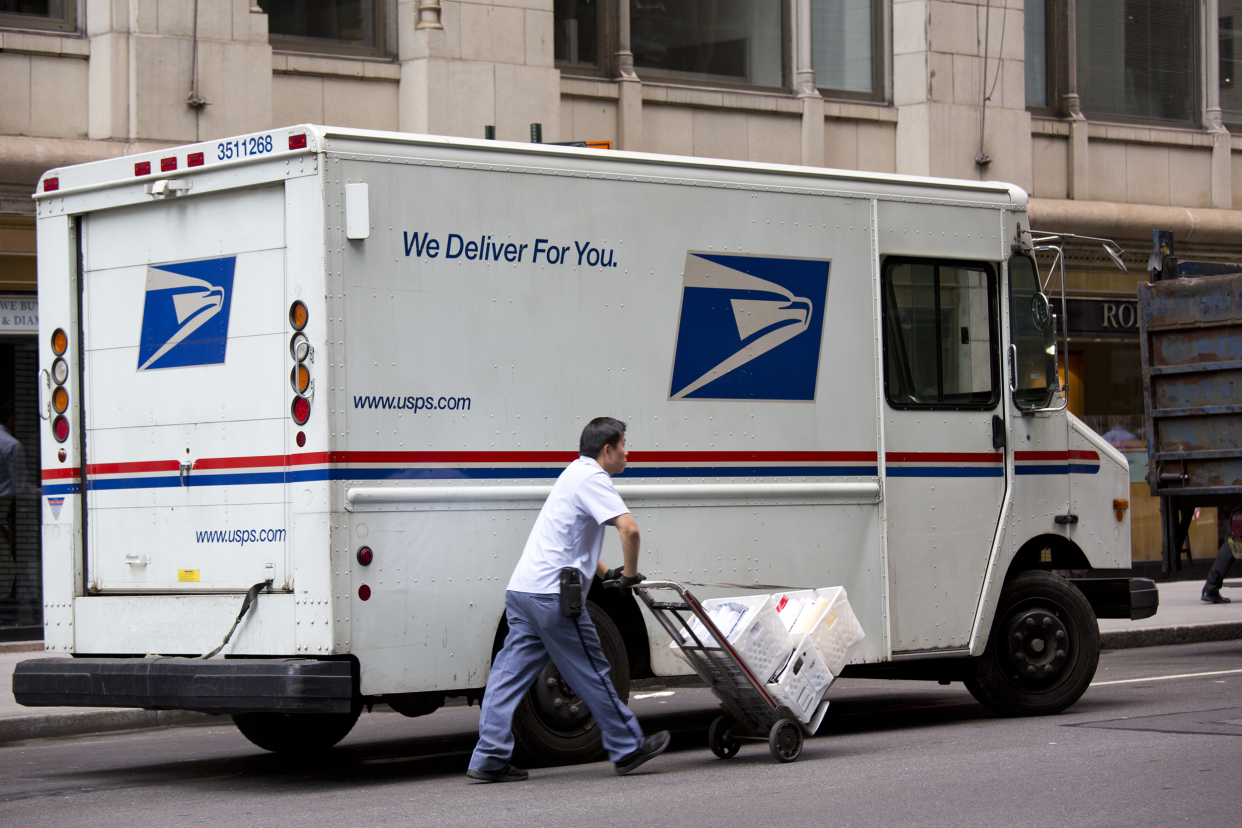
1050, 297, 1139, 339
0, 294, 37, 334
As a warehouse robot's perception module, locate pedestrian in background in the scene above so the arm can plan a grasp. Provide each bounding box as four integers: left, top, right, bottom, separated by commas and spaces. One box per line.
467, 417, 670, 782
1202, 507, 1241, 604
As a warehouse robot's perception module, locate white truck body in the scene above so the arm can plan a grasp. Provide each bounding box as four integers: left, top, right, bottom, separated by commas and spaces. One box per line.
19, 127, 1151, 754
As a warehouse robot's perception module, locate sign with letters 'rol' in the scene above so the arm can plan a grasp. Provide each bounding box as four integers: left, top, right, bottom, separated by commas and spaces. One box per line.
668, 252, 831, 401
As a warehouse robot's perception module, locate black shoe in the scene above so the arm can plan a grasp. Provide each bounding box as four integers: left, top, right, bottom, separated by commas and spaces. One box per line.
466, 764, 529, 783
615, 730, 671, 776
1202, 589, 1232, 604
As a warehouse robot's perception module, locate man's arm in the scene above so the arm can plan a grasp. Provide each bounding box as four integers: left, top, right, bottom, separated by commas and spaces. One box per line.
600, 513, 642, 580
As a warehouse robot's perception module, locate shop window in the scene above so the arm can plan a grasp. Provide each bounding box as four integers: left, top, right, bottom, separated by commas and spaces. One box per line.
556, 0, 603, 70
811, 0, 879, 97
1025, 0, 1048, 109
883, 259, 1000, 409
0, 0, 74, 33
630, 0, 784, 88
0, 340, 41, 633
1077, 0, 1197, 124
259, 0, 384, 57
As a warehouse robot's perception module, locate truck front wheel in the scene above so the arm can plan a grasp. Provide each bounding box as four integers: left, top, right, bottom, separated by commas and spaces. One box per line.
232, 709, 361, 753
965, 570, 1100, 716
511, 600, 631, 765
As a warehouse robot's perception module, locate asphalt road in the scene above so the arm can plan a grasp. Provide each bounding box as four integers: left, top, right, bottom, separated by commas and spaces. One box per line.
2, 641, 1240, 828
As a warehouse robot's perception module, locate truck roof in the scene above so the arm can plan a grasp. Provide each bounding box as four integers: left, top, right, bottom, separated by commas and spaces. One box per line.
31, 124, 1029, 211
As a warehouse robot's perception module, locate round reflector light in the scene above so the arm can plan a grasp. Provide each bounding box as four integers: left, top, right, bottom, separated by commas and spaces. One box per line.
51, 358, 69, 385
53, 415, 70, 443
52, 386, 68, 414
289, 301, 308, 331
357, 546, 373, 566
296, 430, 306, 448
290, 332, 310, 362
51, 328, 68, 355
358, 584, 371, 601
291, 364, 311, 395
291, 395, 311, 425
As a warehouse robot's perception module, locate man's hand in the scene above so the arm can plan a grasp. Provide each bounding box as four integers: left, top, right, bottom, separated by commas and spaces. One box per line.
603, 569, 645, 588
602, 566, 624, 582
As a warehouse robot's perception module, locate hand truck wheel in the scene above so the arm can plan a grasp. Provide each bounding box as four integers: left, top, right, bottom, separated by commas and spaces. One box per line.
708, 715, 741, 759
768, 718, 803, 763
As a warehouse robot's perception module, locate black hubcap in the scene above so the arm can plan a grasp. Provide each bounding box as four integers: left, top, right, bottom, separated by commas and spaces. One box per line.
1003, 607, 1070, 686
529, 661, 593, 732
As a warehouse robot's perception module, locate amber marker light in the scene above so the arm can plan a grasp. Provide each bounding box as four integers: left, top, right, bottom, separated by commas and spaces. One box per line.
289, 300, 308, 330
51, 328, 67, 355
1113, 499, 1130, 522
52, 386, 68, 414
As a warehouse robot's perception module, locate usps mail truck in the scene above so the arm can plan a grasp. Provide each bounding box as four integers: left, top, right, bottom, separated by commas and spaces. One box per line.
16, 127, 1156, 761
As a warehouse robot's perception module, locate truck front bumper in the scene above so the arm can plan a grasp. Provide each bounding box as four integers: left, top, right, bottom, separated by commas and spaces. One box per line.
12, 657, 355, 715
1069, 577, 1160, 621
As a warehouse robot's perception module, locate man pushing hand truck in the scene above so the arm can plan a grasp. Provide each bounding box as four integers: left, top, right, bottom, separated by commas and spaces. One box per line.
467, 417, 671, 782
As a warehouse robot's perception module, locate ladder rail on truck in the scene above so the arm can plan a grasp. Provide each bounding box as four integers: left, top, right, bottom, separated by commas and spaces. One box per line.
1139, 233, 1242, 573
15, 127, 1156, 761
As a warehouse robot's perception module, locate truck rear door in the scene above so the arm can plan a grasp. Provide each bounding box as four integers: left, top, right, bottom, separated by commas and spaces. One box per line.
79, 185, 289, 592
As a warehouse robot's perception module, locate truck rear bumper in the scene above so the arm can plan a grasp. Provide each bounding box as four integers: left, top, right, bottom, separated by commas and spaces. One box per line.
1070, 577, 1159, 621
12, 657, 355, 715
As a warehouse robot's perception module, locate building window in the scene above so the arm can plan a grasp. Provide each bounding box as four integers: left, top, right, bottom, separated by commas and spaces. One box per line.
882, 259, 999, 410
1077, 0, 1197, 124
1222, 4, 1242, 124
630, 0, 784, 88
811, 0, 876, 96
0, 0, 74, 33
259, 0, 384, 57
556, 0, 603, 70
1025, 0, 1048, 108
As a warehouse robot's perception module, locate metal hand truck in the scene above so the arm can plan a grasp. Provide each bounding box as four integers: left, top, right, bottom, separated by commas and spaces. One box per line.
629, 579, 828, 763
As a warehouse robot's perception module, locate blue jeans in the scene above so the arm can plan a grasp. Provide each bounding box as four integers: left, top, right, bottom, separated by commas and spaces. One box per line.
469, 590, 644, 771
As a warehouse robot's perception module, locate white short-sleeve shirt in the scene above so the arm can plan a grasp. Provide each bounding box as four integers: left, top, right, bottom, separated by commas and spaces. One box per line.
507, 457, 629, 596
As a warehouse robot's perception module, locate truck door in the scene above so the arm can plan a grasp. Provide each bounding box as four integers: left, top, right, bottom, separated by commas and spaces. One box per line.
881, 258, 1007, 653
78, 185, 289, 592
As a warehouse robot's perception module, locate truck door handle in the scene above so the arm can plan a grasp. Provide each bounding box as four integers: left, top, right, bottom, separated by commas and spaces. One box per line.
125, 554, 151, 566
1007, 345, 1017, 392
39, 369, 50, 420
991, 415, 1006, 449
180, 460, 193, 486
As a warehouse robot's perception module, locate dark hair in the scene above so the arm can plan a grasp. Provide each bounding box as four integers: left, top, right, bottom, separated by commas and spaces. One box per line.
579, 417, 626, 458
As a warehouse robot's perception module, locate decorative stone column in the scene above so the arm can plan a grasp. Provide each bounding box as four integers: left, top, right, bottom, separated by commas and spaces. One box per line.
797, 0, 825, 168
614, 1, 643, 151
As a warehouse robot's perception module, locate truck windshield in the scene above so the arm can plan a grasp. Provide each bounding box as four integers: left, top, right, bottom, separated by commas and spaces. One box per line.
1008, 254, 1058, 409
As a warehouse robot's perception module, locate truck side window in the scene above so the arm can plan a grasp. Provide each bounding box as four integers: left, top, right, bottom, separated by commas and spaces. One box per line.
882, 258, 999, 409
1008, 254, 1058, 409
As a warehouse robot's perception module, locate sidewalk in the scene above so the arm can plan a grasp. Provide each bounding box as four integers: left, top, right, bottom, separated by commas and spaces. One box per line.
3, 578, 1240, 746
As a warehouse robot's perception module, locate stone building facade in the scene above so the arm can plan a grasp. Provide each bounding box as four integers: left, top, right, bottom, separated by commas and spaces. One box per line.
0, 0, 1237, 629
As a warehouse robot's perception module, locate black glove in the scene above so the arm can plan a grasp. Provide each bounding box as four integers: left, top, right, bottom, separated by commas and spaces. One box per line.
602, 567, 623, 583
616, 571, 646, 588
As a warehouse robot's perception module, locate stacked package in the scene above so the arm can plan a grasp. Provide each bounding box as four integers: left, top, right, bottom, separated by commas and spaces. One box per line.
671, 585, 865, 726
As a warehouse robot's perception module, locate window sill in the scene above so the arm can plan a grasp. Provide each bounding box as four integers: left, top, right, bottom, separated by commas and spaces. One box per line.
272, 51, 400, 82
1033, 115, 1216, 148
0, 29, 87, 58
561, 76, 895, 122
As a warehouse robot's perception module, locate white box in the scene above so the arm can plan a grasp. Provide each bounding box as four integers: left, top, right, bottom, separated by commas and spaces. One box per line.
672, 594, 794, 686
766, 634, 834, 723
774, 587, 866, 675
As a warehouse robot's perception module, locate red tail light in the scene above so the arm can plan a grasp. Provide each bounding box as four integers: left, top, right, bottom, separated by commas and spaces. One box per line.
53, 416, 70, 442
357, 546, 373, 566
43, 177, 59, 192
289, 133, 308, 150
160, 157, 177, 172
134, 161, 150, 176
291, 396, 311, 425
187, 152, 204, 167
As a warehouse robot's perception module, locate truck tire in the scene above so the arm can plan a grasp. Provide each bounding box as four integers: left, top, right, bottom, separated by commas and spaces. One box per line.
232, 709, 361, 753
964, 570, 1099, 716
511, 600, 631, 766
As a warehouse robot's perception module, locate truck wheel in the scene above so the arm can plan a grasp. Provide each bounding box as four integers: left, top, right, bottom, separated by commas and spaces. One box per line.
232, 709, 361, 753
965, 570, 1100, 716
511, 600, 630, 766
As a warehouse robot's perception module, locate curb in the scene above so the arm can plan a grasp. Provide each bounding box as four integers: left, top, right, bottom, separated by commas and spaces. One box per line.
1101, 621, 1242, 650
0, 709, 216, 745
